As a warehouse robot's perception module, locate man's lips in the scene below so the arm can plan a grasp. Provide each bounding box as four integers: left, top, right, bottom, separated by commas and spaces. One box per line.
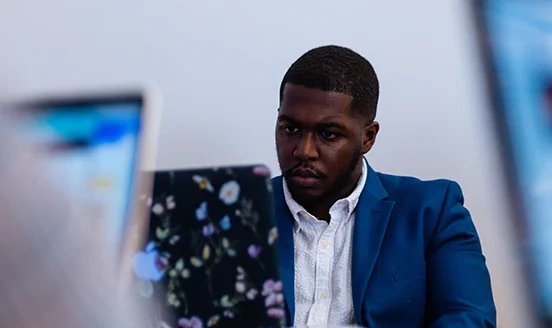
292, 169, 319, 178
289, 169, 321, 187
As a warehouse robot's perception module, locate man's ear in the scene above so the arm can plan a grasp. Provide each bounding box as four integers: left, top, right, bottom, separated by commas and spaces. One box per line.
362, 121, 380, 154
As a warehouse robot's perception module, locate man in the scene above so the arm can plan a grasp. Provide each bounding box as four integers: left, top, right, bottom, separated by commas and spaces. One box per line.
272, 45, 496, 327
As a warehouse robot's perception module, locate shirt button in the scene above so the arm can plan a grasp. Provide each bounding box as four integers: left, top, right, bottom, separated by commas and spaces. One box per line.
320, 292, 329, 299
322, 240, 329, 249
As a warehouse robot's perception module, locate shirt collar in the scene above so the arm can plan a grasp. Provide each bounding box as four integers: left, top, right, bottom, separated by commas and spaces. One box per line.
282, 159, 368, 232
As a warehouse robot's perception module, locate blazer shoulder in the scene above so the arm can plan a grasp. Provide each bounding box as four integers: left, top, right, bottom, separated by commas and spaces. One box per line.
376, 172, 464, 207
375, 173, 472, 250
271, 175, 282, 188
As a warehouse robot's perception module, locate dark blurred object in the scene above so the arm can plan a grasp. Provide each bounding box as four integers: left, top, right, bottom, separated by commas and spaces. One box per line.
132, 166, 287, 328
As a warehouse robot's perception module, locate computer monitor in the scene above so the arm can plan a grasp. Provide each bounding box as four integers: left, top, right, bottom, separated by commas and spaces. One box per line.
10, 90, 160, 255
474, 1, 552, 325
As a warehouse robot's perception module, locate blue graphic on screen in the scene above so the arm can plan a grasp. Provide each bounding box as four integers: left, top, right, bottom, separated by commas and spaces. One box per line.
22, 103, 142, 251
484, 1, 552, 318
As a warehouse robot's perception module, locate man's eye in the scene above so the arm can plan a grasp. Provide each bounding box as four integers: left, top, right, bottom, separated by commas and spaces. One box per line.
320, 131, 337, 139
283, 126, 298, 134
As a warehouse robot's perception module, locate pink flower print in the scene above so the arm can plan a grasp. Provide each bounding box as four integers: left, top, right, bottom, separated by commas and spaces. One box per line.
273, 280, 283, 292
253, 165, 270, 176
265, 293, 278, 307
267, 307, 286, 318
202, 223, 215, 236
178, 316, 203, 328
248, 244, 262, 259
262, 279, 286, 319
262, 279, 275, 296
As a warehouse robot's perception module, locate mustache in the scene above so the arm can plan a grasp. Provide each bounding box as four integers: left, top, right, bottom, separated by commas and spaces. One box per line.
284, 162, 326, 179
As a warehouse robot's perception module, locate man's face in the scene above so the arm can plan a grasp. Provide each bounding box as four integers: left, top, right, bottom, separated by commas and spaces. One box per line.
275, 83, 378, 207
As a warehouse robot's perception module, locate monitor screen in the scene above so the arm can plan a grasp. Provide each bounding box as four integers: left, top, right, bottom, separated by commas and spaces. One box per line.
477, 0, 552, 323
17, 97, 143, 251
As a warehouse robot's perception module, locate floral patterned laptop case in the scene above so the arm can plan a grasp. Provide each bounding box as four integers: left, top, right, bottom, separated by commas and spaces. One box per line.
132, 165, 287, 328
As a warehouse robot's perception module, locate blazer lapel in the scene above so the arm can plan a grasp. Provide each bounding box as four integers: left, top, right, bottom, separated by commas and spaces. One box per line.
272, 163, 395, 326
352, 165, 395, 324
272, 177, 296, 326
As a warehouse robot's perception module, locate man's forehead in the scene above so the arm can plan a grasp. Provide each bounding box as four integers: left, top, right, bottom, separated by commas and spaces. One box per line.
277, 110, 347, 124
281, 83, 353, 110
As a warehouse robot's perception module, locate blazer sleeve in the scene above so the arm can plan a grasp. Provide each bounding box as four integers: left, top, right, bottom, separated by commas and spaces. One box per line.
426, 181, 497, 328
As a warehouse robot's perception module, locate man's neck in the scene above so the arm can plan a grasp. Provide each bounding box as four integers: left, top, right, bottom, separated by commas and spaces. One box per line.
303, 185, 357, 220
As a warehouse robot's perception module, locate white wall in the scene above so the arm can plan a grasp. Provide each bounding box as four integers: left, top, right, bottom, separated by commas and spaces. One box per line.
0, 0, 535, 326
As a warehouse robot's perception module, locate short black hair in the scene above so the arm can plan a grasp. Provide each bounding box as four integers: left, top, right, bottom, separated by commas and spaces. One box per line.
279, 45, 379, 122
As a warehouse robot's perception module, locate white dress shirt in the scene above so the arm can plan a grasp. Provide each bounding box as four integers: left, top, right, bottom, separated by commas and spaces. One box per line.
283, 160, 368, 327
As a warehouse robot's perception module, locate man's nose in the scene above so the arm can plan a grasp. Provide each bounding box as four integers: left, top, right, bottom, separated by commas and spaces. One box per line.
293, 133, 319, 161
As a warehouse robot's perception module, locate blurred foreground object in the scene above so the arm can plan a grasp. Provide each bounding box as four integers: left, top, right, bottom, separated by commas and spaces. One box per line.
10, 90, 160, 254
0, 110, 149, 327
474, 0, 552, 326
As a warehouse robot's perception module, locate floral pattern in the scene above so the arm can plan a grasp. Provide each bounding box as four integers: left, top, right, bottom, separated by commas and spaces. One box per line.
133, 165, 287, 328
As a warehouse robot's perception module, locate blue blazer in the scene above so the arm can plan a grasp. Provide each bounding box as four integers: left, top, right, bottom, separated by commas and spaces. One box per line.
272, 164, 496, 328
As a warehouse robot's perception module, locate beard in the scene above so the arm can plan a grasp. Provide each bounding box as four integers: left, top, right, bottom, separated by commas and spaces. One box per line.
278, 143, 364, 209
319, 144, 364, 204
